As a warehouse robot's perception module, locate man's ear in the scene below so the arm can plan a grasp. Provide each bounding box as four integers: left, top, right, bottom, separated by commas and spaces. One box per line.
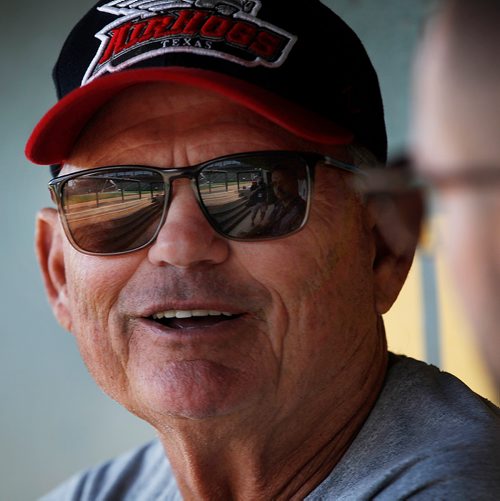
368, 190, 424, 314
35, 208, 72, 332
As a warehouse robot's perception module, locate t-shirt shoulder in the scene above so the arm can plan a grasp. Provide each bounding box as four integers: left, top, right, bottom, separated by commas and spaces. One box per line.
306, 354, 500, 500
38, 440, 181, 501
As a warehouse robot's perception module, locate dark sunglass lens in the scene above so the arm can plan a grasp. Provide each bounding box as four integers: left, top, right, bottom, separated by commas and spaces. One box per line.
61, 169, 166, 254
198, 154, 309, 239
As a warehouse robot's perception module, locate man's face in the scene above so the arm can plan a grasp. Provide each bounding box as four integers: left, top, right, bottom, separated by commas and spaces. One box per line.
39, 82, 389, 431
413, 19, 500, 383
271, 168, 299, 200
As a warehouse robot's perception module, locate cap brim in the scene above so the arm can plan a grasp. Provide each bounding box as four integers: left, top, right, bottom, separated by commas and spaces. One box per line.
26, 67, 353, 165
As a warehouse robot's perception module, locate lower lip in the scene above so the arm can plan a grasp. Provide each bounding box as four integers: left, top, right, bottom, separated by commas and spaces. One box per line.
136, 316, 251, 344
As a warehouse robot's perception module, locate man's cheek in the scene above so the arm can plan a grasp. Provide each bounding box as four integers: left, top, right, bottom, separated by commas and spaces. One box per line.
75, 323, 130, 401
67, 264, 120, 318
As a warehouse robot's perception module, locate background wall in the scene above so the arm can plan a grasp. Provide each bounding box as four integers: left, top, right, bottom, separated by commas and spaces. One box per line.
1, 1, 496, 500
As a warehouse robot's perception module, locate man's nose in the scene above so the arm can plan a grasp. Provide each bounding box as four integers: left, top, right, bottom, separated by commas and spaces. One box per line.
147, 180, 230, 268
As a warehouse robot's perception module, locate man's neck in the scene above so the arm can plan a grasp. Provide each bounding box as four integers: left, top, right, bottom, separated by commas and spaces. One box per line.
156, 330, 388, 500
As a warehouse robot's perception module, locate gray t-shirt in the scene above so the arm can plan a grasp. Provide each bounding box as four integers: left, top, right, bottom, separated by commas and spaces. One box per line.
40, 355, 500, 500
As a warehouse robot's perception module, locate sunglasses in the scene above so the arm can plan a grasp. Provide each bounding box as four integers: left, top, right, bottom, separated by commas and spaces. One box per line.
48, 150, 362, 256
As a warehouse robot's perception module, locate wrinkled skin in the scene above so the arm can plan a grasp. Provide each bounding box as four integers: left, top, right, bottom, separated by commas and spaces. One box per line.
36, 83, 414, 499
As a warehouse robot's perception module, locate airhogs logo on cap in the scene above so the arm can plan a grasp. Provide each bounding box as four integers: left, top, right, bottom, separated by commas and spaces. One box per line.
83, 0, 298, 84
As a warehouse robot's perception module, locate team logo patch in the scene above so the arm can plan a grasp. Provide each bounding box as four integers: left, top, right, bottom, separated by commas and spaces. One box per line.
83, 0, 297, 84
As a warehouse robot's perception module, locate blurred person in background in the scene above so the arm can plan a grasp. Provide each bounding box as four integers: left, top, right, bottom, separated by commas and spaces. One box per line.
412, 0, 500, 388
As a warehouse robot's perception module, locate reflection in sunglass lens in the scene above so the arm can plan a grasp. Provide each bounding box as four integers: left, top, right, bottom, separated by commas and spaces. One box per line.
61, 169, 166, 254
57, 154, 312, 254
199, 155, 309, 239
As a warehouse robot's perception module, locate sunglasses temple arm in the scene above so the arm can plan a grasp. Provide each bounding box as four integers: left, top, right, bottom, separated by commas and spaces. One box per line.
322, 156, 367, 176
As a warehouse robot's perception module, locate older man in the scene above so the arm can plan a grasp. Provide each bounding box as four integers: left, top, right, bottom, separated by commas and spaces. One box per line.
27, 1, 499, 499
412, 0, 500, 389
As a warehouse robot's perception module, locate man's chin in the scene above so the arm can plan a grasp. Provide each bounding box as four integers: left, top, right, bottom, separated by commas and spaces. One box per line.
133, 359, 258, 422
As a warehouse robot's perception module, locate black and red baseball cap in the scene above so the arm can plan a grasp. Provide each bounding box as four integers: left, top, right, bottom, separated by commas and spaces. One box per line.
25, 0, 387, 169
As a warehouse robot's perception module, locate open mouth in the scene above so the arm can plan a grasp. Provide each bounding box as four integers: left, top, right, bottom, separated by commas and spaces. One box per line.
148, 310, 242, 330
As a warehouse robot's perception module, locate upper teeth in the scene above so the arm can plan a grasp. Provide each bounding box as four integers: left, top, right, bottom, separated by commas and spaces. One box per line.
152, 310, 234, 320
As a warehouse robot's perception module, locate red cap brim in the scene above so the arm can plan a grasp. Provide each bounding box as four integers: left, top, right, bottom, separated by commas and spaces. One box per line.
25, 67, 353, 165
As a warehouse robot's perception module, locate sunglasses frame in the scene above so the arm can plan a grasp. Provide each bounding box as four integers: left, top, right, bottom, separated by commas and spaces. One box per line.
48, 150, 364, 256
386, 155, 500, 190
